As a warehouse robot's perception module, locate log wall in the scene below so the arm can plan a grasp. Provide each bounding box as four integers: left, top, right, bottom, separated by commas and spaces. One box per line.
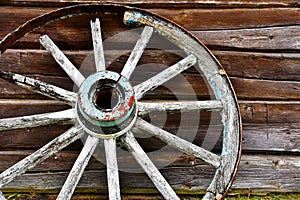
0, 0, 299, 198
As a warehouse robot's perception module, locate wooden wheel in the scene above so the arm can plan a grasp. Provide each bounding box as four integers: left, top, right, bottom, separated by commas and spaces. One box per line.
0, 4, 242, 200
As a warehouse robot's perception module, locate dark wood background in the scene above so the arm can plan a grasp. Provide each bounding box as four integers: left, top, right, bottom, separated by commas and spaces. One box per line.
0, 0, 299, 199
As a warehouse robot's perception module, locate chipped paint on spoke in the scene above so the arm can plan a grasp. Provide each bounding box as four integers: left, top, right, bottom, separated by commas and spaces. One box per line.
121, 26, 154, 80
0, 71, 77, 106
0, 191, 5, 200
134, 118, 220, 168
134, 54, 197, 100
0, 126, 84, 188
57, 136, 99, 200
40, 35, 85, 87
91, 18, 105, 72
121, 131, 180, 200
0, 109, 75, 131
138, 100, 223, 116
105, 138, 121, 200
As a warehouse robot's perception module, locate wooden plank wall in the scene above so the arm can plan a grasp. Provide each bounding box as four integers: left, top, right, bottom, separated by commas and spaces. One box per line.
0, 0, 299, 199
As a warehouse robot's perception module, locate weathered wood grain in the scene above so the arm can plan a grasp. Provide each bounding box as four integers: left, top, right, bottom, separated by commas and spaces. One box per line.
90, 18, 105, 72
0, 2, 299, 197
192, 25, 300, 51
0, 108, 75, 131
0, 100, 298, 153
134, 54, 197, 99
1, 121, 298, 153
121, 26, 153, 79
1, 129, 299, 172
0, 99, 69, 118
3, 25, 300, 51
0, 125, 84, 188
0, 71, 77, 105
214, 51, 300, 81
104, 138, 121, 200
1, 7, 300, 50
242, 123, 300, 153
57, 136, 99, 200
150, 8, 300, 30
239, 101, 300, 124
0, 72, 298, 101
133, 118, 220, 168
138, 100, 223, 115
1, 49, 299, 81
1, 154, 299, 193
39, 35, 85, 87
121, 131, 180, 200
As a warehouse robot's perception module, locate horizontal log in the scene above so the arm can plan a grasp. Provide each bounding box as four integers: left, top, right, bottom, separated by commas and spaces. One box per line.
0, 100, 298, 125
1, 121, 298, 153
7, 26, 300, 51
1, 49, 299, 81
1, 154, 299, 194
1, 7, 300, 50
0, 121, 299, 172
149, 8, 300, 30
0, 99, 298, 152
0, 73, 298, 100
230, 78, 300, 100
0, 99, 299, 124
192, 25, 300, 51
5, 6, 300, 32
214, 51, 300, 81
1, 0, 300, 8
241, 123, 300, 153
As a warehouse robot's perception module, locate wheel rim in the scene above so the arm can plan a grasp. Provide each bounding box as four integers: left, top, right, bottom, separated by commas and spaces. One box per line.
0, 4, 242, 200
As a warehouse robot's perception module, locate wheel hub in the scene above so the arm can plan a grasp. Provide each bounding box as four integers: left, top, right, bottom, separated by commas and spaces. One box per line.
75, 70, 137, 139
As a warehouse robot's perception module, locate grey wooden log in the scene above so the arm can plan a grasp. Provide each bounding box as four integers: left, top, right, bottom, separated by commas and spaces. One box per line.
39, 35, 85, 87
0, 108, 75, 131
104, 138, 121, 200
121, 131, 180, 200
91, 18, 105, 72
134, 54, 197, 99
57, 136, 99, 200
0, 71, 77, 106
0, 125, 84, 188
121, 26, 154, 79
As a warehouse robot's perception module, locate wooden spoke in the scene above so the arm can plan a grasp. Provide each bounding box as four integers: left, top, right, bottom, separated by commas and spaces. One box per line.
121, 132, 180, 200
121, 26, 154, 79
138, 100, 223, 116
57, 136, 99, 200
91, 18, 105, 72
0, 125, 84, 188
134, 54, 197, 99
0, 191, 5, 200
134, 118, 220, 168
104, 138, 121, 200
0, 71, 77, 106
0, 108, 75, 131
40, 35, 85, 87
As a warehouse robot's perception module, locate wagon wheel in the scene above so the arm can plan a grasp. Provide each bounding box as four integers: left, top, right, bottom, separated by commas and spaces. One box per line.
0, 4, 242, 200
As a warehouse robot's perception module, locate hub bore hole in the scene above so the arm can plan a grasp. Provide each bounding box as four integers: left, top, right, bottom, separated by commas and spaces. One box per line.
94, 86, 119, 111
